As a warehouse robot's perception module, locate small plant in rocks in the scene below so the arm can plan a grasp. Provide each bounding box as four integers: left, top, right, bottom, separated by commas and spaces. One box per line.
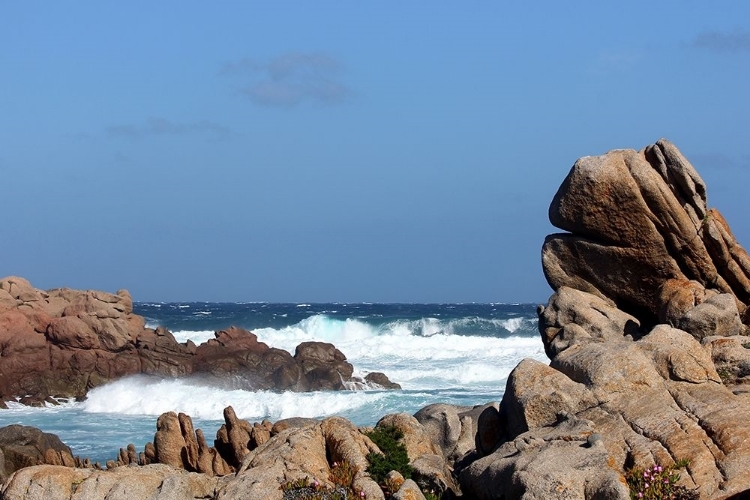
625, 459, 696, 500
365, 425, 413, 485
280, 460, 363, 500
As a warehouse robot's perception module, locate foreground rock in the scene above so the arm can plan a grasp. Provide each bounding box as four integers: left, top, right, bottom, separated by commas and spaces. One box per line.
462, 139, 750, 499
0, 276, 399, 404
0, 426, 76, 484
2, 464, 220, 500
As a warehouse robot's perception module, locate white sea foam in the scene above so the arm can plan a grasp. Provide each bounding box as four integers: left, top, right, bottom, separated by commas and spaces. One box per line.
168, 314, 546, 391
81, 376, 390, 421
171, 330, 216, 344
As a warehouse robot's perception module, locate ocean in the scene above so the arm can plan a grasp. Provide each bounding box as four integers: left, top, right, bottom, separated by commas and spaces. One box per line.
0, 302, 547, 464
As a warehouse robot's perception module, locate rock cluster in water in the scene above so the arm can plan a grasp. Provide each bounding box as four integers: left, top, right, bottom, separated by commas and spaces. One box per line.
0, 277, 399, 406
4, 139, 750, 499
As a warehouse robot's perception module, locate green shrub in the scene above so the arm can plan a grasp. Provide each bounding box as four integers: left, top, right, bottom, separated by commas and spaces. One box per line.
365, 425, 413, 484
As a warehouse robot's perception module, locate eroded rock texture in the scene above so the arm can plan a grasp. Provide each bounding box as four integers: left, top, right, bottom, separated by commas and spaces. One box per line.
461, 140, 750, 499
542, 139, 750, 326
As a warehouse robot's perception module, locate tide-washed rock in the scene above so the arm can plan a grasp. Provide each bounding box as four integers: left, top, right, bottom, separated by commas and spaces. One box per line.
0, 277, 400, 404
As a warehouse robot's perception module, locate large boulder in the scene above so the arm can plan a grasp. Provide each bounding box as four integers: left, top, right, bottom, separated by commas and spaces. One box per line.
542, 139, 750, 324
0, 425, 75, 484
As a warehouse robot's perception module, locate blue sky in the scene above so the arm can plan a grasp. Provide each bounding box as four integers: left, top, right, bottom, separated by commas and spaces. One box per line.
2, 2, 749, 303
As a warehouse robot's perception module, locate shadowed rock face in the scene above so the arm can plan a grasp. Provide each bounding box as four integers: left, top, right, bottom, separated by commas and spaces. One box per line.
462, 140, 750, 500
0, 277, 399, 404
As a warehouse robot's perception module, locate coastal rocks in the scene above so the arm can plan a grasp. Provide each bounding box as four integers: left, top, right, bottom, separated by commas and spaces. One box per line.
5, 404, 474, 499
0, 277, 400, 404
0, 425, 76, 484
1, 463, 220, 500
459, 413, 629, 499
496, 140, 750, 499
542, 139, 750, 324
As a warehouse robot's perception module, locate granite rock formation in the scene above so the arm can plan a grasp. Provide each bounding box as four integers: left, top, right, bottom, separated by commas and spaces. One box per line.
0, 426, 76, 484
459, 139, 750, 499
0, 277, 399, 404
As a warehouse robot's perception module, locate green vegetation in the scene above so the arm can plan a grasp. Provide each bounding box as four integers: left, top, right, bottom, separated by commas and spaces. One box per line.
279, 460, 363, 500
625, 459, 695, 500
717, 367, 734, 383
365, 425, 413, 484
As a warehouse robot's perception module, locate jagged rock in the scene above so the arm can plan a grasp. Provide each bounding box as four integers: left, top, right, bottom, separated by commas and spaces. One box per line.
222, 406, 251, 467
271, 417, 319, 434
178, 413, 199, 471
153, 412, 186, 469
218, 424, 330, 500
320, 417, 383, 498
677, 293, 743, 340
538, 286, 640, 357
703, 336, 750, 390
194, 428, 215, 475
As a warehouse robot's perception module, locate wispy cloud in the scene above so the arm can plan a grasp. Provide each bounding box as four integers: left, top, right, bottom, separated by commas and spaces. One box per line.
690, 29, 750, 53
221, 52, 349, 107
105, 117, 232, 140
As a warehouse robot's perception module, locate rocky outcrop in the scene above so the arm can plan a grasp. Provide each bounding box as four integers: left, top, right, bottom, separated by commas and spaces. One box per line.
0, 276, 399, 404
1, 463, 220, 500
460, 140, 750, 499
0, 425, 76, 484
542, 139, 750, 326
0, 402, 483, 499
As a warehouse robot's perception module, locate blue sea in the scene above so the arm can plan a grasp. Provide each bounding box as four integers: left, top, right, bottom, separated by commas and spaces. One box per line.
0, 302, 547, 464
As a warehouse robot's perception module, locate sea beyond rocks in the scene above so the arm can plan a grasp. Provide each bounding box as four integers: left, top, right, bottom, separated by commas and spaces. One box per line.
4, 138, 750, 499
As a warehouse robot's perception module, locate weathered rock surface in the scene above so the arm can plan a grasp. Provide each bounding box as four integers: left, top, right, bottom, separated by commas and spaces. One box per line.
0, 401, 486, 499
1, 463, 220, 500
0, 276, 399, 404
0, 425, 76, 484
542, 139, 750, 325
467, 140, 750, 499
